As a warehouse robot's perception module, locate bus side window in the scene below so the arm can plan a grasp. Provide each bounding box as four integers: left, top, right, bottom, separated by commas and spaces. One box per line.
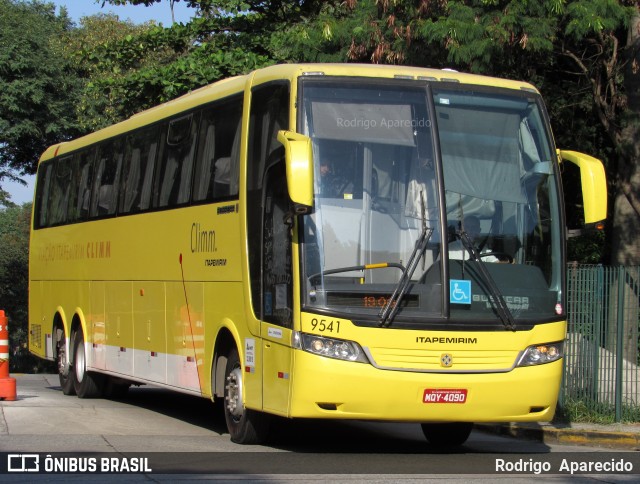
119, 125, 160, 214
90, 139, 123, 218
155, 113, 198, 208
192, 96, 242, 203
262, 161, 292, 328
34, 161, 53, 229
67, 149, 95, 223
49, 156, 72, 226
247, 82, 290, 322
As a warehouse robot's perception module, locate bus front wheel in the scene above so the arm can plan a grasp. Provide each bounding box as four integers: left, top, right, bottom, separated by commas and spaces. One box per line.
421, 422, 473, 446
223, 347, 270, 444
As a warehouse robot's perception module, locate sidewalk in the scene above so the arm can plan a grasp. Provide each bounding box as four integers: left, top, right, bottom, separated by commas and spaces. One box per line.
476, 421, 640, 450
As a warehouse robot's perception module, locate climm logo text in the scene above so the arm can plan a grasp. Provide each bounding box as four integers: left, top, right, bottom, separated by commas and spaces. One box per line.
191, 222, 216, 253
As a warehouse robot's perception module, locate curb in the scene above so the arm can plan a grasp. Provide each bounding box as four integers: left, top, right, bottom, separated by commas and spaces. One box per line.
476, 423, 640, 451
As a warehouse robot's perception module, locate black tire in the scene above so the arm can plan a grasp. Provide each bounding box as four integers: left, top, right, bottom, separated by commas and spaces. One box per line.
223, 347, 270, 444
72, 328, 104, 398
421, 422, 473, 446
57, 332, 76, 396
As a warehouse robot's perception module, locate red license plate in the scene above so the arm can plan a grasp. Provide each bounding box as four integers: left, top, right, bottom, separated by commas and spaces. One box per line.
423, 389, 467, 404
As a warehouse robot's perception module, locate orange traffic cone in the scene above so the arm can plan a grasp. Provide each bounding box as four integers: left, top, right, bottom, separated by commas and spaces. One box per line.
0, 310, 17, 401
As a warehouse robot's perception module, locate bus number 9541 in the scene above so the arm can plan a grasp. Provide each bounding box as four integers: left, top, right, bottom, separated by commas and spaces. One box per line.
310, 318, 341, 334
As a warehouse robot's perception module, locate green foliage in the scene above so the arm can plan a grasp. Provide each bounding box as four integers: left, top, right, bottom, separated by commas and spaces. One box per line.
59, 13, 178, 131
567, 230, 607, 264
0, 204, 30, 320
69, 1, 309, 127
559, 396, 640, 424
0, 203, 47, 372
0, 183, 17, 208
273, 0, 638, 265
0, 0, 82, 184
565, 0, 633, 38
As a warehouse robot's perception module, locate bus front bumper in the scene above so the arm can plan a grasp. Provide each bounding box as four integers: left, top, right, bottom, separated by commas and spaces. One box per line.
288, 349, 561, 423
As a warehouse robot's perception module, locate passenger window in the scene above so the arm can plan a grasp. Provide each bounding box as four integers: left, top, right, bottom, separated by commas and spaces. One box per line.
68, 149, 95, 222
34, 162, 53, 228
154, 114, 198, 208
192, 97, 242, 203
119, 125, 161, 214
91, 139, 123, 218
49, 157, 73, 226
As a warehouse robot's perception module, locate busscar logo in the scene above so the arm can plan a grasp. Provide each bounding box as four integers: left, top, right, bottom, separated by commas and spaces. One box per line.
8, 454, 39, 472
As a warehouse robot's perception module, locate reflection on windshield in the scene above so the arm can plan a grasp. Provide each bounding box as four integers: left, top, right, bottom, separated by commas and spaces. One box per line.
300, 80, 562, 327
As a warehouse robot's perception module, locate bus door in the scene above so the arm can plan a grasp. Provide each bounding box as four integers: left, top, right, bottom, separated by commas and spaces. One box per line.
247, 82, 294, 415
260, 161, 294, 414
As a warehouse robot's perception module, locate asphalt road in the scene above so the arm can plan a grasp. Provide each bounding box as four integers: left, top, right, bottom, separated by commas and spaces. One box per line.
1, 374, 638, 482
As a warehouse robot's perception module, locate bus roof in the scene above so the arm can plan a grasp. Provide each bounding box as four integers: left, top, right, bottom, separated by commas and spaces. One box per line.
38, 63, 539, 163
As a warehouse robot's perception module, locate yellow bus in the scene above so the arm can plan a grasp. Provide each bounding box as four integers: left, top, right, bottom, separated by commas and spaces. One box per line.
29, 63, 606, 445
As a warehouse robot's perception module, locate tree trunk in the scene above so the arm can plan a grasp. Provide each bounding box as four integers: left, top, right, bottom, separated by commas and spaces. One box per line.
609, 11, 640, 366
611, 10, 640, 266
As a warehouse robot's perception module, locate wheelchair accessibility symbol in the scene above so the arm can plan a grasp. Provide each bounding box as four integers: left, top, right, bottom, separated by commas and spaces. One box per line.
450, 280, 471, 305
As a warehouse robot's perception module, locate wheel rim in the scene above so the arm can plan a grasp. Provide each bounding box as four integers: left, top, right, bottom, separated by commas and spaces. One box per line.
225, 367, 244, 421
57, 339, 68, 377
74, 337, 85, 383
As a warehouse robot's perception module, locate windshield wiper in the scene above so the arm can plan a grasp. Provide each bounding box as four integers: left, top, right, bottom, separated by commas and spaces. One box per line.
458, 231, 517, 331
379, 192, 433, 328
308, 262, 406, 285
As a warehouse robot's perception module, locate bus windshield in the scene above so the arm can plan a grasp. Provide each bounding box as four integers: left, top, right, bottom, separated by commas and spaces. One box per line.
300, 79, 562, 328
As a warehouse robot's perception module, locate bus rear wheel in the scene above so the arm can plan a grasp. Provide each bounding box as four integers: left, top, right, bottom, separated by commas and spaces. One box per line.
72, 328, 104, 398
57, 332, 75, 396
421, 422, 473, 446
223, 347, 270, 444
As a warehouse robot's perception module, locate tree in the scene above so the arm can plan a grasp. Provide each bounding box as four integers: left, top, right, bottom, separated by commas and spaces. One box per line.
0, 0, 82, 192
613, 7, 640, 265
275, 1, 638, 266
102, 0, 182, 24
82, 2, 359, 123
71, 1, 290, 126
58, 13, 177, 131
0, 203, 49, 372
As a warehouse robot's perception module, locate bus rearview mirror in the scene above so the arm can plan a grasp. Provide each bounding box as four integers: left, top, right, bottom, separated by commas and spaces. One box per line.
277, 130, 314, 214
558, 149, 607, 224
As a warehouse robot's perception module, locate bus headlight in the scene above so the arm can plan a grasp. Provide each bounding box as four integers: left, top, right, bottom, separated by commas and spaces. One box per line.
517, 342, 563, 367
293, 332, 369, 363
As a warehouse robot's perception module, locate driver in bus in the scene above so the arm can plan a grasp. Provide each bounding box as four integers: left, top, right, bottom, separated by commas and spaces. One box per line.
448, 215, 500, 262
319, 158, 354, 198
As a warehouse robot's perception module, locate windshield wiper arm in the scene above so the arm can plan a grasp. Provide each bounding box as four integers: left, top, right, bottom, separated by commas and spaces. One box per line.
308, 262, 406, 285
379, 192, 433, 328
458, 231, 517, 331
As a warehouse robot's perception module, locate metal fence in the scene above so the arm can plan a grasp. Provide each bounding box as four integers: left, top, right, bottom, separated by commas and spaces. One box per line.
561, 264, 640, 422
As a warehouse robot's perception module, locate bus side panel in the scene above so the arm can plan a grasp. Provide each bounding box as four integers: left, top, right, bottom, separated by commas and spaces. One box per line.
202, 281, 259, 403
52, 281, 90, 338
28, 280, 47, 359
133, 281, 166, 384
166, 281, 204, 393
89, 281, 106, 370
105, 281, 133, 376
261, 322, 293, 416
